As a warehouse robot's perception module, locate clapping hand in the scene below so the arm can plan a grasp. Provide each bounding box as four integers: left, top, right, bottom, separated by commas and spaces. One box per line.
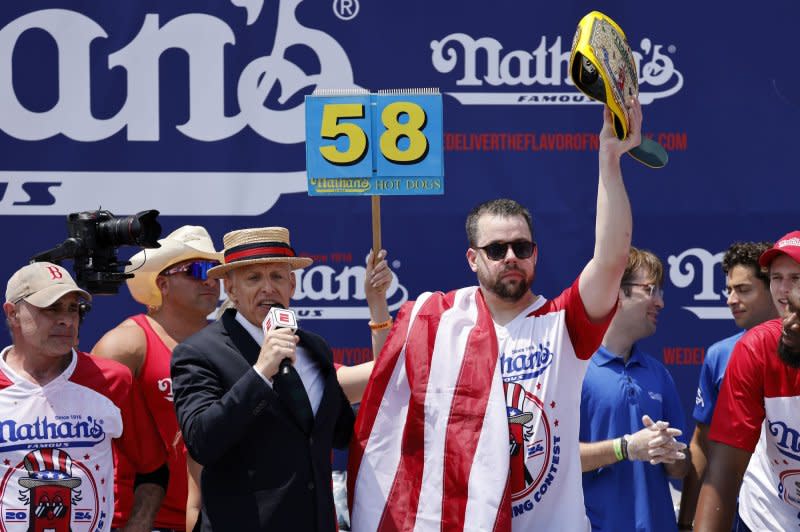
626, 414, 687, 465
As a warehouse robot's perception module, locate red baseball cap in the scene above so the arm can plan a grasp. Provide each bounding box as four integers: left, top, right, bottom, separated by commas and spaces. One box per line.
759, 231, 800, 268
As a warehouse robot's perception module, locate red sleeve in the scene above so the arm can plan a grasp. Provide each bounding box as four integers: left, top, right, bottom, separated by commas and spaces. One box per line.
74, 353, 167, 474
116, 378, 167, 473
708, 329, 766, 452
537, 276, 616, 360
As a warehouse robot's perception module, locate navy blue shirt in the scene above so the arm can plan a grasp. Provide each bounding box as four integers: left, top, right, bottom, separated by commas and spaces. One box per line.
692, 331, 743, 425
580, 345, 687, 532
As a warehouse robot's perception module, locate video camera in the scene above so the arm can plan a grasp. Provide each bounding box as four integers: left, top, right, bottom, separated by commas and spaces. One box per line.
31, 209, 162, 295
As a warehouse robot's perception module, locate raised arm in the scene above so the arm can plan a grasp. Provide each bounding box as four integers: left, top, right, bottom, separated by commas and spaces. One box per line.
365, 248, 392, 358
578, 99, 640, 320
337, 248, 393, 403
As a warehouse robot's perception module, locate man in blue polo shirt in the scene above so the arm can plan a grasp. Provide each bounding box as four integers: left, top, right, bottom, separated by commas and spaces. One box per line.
677, 241, 776, 530
580, 247, 689, 532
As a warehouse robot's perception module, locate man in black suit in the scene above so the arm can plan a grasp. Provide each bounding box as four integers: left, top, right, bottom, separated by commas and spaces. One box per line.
171, 226, 354, 532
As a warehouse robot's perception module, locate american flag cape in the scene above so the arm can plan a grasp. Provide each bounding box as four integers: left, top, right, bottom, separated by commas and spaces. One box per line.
348, 287, 511, 532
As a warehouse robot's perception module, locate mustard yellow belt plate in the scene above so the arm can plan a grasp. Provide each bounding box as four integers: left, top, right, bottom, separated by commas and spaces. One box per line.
569, 11, 669, 168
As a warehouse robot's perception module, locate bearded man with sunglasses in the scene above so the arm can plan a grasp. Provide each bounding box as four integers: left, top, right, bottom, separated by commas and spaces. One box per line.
349, 101, 642, 531
93, 226, 222, 532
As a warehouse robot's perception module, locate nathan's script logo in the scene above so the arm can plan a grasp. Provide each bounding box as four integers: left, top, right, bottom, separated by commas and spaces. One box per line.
500, 343, 554, 383
769, 419, 800, 463
431, 33, 682, 106
0, 0, 358, 215
0, 417, 106, 453
667, 247, 732, 320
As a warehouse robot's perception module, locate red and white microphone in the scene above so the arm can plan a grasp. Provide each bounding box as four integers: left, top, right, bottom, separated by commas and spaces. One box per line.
262, 304, 298, 335
262, 304, 298, 376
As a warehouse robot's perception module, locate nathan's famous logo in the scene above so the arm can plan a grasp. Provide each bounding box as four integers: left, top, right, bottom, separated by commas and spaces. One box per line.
768, 419, 800, 463
667, 247, 732, 320
504, 382, 562, 516
500, 342, 554, 382
0, 0, 357, 215
0, 416, 106, 453
430, 33, 682, 106
1, 448, 104, 531
772, 418, 800, 510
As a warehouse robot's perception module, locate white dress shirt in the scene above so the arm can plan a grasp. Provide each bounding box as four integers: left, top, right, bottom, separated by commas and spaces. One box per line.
235, 310, 325, 415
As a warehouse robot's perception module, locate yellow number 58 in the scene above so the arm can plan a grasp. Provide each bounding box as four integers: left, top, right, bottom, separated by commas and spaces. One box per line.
318, 102, 428, 165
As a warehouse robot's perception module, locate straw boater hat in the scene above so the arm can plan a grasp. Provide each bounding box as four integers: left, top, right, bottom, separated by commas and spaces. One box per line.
207, 227, 312, 278
126, 225, 222, 307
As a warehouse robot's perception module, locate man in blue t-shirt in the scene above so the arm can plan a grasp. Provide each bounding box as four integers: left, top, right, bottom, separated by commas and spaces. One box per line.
677, 241, 777, 530
580, 247, 689, 532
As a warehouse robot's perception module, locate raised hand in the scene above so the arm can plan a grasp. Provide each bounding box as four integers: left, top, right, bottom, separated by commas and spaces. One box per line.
365, 249, 392, 304
599, 96, 643, 162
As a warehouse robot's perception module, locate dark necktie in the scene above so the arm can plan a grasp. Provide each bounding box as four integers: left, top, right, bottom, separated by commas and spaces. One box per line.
273, 364, 314, 434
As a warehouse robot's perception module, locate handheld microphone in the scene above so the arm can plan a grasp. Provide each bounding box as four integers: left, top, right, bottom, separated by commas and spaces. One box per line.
262, 304, 298, 376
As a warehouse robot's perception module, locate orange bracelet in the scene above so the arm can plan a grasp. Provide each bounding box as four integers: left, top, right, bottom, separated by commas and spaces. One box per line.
369, 318, 393, 331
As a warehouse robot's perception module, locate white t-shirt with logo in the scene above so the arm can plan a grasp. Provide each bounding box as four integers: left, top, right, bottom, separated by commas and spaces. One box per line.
0, 348, 165, 532
495, 278, 613, 531
710, 319, 800, 530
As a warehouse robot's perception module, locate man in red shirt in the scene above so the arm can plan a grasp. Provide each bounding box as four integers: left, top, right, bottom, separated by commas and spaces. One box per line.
0, 261, 167, 532
695, 232, 800, 531
94, 226, 222, 531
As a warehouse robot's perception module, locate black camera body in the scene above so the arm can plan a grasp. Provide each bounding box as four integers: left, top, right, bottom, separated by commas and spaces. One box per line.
32, 209, 161, 295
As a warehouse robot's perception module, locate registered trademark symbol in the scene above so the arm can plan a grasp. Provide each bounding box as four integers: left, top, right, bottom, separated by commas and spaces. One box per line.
392, 260, 401, 269
333, 0, 359, 21
668, 44, 676, 53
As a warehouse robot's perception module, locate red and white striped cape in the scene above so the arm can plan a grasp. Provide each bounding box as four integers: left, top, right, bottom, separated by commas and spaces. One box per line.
348, 287, 511, 532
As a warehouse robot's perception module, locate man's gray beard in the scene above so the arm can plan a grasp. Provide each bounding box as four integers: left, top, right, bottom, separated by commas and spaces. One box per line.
777, 339, 800, 369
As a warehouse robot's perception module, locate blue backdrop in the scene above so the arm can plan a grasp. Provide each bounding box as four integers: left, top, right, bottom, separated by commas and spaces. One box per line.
1, 0, 798, 433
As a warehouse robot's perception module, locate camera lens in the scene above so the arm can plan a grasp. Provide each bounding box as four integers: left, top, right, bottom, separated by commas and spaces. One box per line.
96, 209, 161, 248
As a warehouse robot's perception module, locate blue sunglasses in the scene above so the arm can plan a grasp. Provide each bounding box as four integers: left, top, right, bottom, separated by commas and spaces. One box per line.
162, 260, 220, 281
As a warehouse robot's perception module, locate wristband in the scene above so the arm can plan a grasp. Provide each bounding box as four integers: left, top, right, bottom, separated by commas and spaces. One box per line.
621, 434, 629, 460
613, 437, 624, 462
369, 318, 393, 331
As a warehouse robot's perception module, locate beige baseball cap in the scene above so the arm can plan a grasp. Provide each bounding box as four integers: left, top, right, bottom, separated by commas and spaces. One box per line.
6, 262, 92, 307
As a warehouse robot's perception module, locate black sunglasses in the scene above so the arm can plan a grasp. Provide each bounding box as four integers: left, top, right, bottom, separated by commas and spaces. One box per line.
162, 260, 220, 281
477, 241, 535, 261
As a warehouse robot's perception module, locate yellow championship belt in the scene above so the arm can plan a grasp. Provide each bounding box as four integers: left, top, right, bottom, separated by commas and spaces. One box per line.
569, 11, 668, 168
